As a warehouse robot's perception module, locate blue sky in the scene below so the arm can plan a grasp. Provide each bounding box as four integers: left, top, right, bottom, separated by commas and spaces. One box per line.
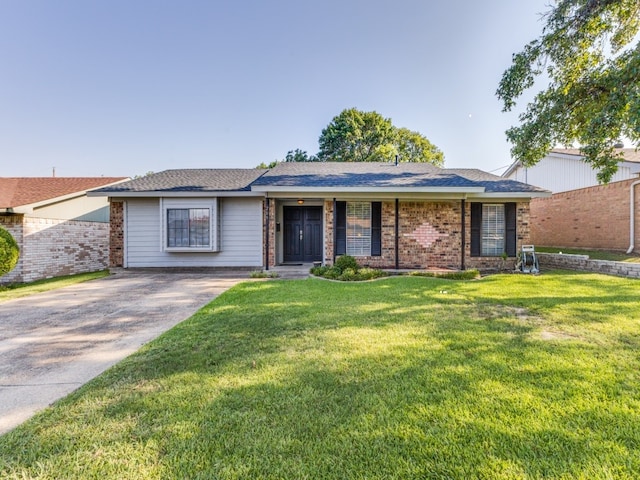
1, 0, 550, 178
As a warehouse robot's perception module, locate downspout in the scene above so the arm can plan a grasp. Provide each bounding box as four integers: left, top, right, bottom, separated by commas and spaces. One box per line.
626, 180, 640, 254
395, 198, 399, 270
265, 196, 270, 270
460, 199, 466, 270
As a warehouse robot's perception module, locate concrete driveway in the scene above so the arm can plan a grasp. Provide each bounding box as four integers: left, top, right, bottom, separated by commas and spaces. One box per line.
0, 270, 248, 435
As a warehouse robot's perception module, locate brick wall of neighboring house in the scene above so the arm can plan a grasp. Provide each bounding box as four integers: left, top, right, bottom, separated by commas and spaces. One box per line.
110, 201, 124, 267
0, 215, 109, 284
530, 178, 640, 251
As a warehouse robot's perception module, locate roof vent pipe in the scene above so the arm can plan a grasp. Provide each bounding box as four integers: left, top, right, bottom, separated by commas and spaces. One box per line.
626, 179, 640, 254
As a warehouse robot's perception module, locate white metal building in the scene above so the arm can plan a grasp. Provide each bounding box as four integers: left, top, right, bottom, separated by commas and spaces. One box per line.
502, 148, 640, 193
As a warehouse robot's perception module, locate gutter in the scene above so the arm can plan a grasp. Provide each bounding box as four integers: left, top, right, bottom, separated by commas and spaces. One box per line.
626, 179, 640, 254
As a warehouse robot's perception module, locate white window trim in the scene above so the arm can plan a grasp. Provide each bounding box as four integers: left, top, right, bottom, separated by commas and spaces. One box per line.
346, 201, 372, 257
481, 203, 505, 257
161, 198, 219, 252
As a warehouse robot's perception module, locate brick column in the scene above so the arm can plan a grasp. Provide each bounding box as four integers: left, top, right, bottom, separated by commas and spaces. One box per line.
109, 201, 124, 267
263, 198, 276, 268
324, 200, 334, 264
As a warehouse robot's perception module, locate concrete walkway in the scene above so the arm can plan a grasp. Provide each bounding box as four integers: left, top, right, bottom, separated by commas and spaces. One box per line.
0, 270, 249, 435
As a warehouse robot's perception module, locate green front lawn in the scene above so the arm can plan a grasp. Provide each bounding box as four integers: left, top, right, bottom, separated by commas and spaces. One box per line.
1, 271, 639, 479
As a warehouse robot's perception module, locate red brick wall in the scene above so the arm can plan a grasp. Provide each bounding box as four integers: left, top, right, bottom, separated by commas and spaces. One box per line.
530, 179, 640, 251
324, 200, 335, 261
464, 202, 530, 271
325, 200, 467, 270
396, 201, 463, 269
109, 201, 124, 267
304, 199, 531, 271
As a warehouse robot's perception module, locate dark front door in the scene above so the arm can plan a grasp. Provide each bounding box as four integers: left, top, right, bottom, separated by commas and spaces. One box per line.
283, 206, 323, 263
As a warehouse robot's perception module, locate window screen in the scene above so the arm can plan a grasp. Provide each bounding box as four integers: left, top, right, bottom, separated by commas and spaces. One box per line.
346, 202, 371, 256
481, 204, 505, 256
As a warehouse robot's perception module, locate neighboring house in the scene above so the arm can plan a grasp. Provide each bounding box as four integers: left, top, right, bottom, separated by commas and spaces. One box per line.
502, 148, 640, 252
0, 177, 128, 283
91, 163, 548, 272
502, 148, 640, 193
530, 178, 640, 253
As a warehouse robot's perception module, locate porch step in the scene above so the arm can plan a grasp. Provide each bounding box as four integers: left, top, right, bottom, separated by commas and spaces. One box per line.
269, 264, 313, 279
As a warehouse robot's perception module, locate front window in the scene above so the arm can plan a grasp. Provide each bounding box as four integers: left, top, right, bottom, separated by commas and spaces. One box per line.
346, 202, 371, 256
481, 204, 505, 256
167, 208, 210, 248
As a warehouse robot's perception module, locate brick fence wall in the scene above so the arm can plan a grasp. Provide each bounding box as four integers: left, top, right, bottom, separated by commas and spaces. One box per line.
538, 252, 640, 278
530, 178, 640, 251
0, 215, 109, 284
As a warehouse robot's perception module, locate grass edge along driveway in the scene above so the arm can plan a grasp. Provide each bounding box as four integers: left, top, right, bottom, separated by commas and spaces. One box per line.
0, 271, 109, 303
0, 271, 639, 479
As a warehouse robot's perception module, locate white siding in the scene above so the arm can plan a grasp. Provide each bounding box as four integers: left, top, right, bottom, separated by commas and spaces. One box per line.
505, 155, 637, 193
125, 197, 263, 267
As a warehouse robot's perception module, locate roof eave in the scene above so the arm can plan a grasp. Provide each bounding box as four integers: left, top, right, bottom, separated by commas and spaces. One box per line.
251, 186, 486, 194
501, 161, 521, 178
22, 179, 131, 209
90, 190, 266, 198
468, 191, 552, 199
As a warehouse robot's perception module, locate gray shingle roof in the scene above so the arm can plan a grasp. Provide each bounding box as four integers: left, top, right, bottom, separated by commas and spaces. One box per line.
93, 169, 266, 193
252, 162, 479, 188
447, 168, 549, 193
92, 163, 549, 196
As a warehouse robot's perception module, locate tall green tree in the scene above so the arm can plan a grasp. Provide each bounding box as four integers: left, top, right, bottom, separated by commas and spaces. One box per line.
317, 108, 444, 165
317, 109, 397, 162
395, 127, 444, 167
283, 148, 317, 162
497, 0, 640, 183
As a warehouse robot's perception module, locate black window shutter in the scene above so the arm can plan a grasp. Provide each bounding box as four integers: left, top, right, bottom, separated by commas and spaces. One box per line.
470, 203, 482, 257
505, 202, 517, 257
371, 202, 382, 256
335, 201, 346, 256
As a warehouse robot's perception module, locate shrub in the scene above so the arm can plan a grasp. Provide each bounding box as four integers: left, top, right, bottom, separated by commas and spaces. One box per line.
338, 268, 358, 281
0, 226, 19, 276
334, 255, 359, 272
309, 265, 329, 277
407, 269, 480, 280
311, 259, 388, 282
356, 267, 386, 281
